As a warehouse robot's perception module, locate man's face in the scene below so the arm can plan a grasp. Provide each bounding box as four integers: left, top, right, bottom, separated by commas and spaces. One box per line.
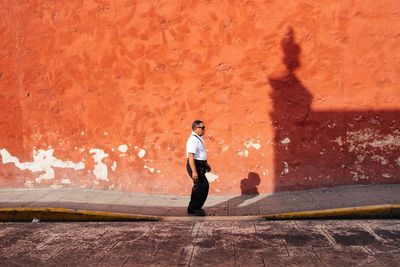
194, 123, 206, 136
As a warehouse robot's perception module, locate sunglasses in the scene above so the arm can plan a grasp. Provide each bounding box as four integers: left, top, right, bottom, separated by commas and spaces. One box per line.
196, 126, 206, 130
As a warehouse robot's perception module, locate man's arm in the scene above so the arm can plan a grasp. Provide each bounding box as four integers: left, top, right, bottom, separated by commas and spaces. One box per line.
188, 153, 198, 183
206, 162, 211, 172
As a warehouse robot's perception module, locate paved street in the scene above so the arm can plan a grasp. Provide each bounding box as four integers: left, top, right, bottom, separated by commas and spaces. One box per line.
0, 219, 399, 266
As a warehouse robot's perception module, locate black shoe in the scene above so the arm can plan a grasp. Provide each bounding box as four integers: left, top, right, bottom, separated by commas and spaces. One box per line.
187, 208, 205, 216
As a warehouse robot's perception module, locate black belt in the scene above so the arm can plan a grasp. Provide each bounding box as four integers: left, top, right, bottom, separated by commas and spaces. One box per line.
187, 159, 207, 166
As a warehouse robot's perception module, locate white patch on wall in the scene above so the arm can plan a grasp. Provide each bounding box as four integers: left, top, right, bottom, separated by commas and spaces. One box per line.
356, 155, 365, 163
282, 162, 289, 174
61, 178, 71, 185
24, 180, 34, 188
244, 139, 261, 150
205, 172, 219, 183
333, 136, 343, 146
222, 144, 229, 152
396, 157, 400, 167
371, 155, 388, 165
281, 137, 291, 150
89, 149, 109, 181
138, 149, 146, 158
347, 129, 400, 151
281, 137, 291, 145
0, 148, 85, 183
238, 150, 249, 157
118, 144, 128, 153
111, 161, 117, 172
144, 165, 155, 173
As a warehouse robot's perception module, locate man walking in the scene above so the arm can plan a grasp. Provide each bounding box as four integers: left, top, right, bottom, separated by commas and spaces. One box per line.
186, 120, 211, 216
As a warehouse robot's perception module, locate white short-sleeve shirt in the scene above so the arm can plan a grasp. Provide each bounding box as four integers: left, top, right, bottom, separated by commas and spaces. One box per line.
186, 132, 207, 160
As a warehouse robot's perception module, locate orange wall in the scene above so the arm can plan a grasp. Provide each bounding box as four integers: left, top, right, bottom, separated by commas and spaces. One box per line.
0, 1, 399, 195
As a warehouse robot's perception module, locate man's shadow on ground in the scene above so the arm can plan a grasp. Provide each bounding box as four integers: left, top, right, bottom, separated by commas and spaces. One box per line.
207, 172, 266, 216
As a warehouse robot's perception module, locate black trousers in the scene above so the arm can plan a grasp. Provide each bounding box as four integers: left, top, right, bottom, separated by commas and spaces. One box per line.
187, 159, 209, 210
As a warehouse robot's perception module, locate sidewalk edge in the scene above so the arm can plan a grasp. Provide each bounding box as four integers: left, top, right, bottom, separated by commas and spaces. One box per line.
0, 207, 161, 222
263, 204, 400, 220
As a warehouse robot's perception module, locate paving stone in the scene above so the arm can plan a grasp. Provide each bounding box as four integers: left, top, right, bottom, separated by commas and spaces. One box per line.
0, 191, 26, 202
256, 195, 291, 215
12, 190, 53, 202
0, 220, 399, 266
323, 225, 379, 247
58, 190, 101, 203
338, 186, 387, 206
314, 246, 383, 266
285, 246, 323, 266
280, 191, 322, 212
29, 190, 71, 202
111, 192, 150, 206
310, 189, 353, 209
87, 191, 126, 205
372, 186, 400, 204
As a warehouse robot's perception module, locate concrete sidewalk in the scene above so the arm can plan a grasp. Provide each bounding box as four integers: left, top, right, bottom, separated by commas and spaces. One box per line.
0, 184, 399, 217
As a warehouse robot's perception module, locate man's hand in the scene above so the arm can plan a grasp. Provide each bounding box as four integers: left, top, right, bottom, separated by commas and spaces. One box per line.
192, 172, 199, 183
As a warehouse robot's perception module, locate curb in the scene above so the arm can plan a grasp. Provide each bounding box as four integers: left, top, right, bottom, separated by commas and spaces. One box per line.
163, 215, 264, 221
263, 204, 400, 220
0, 207, 161, 222
1, 205, 399, 222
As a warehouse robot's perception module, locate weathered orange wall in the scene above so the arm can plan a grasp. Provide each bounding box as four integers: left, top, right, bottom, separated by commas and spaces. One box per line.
0, 0, 399, 195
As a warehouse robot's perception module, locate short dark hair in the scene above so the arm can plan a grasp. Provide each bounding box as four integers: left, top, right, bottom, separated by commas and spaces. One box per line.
192, 120, 203, 130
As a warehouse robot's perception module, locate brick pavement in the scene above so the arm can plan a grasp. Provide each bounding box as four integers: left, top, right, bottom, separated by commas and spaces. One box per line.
0, 220, 399, 266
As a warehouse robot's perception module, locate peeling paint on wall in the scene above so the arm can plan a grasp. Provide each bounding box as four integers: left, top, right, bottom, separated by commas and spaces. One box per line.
347, 130, 400, 152
0, 148, 85, 183
205, 172, 219, 183
89, 149, 109, 181
333, 136, 343, 147
238, 150, 249, 158
244, 139, 261, 150
396, 157, 400, 167
282, 162, 289, 175
138, 149, 146, 158
281, 137, 291, 145
118, 145, 128, 153
61, 178, 71, 185
144, 165, 155, 173
111, 161, 117, 172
